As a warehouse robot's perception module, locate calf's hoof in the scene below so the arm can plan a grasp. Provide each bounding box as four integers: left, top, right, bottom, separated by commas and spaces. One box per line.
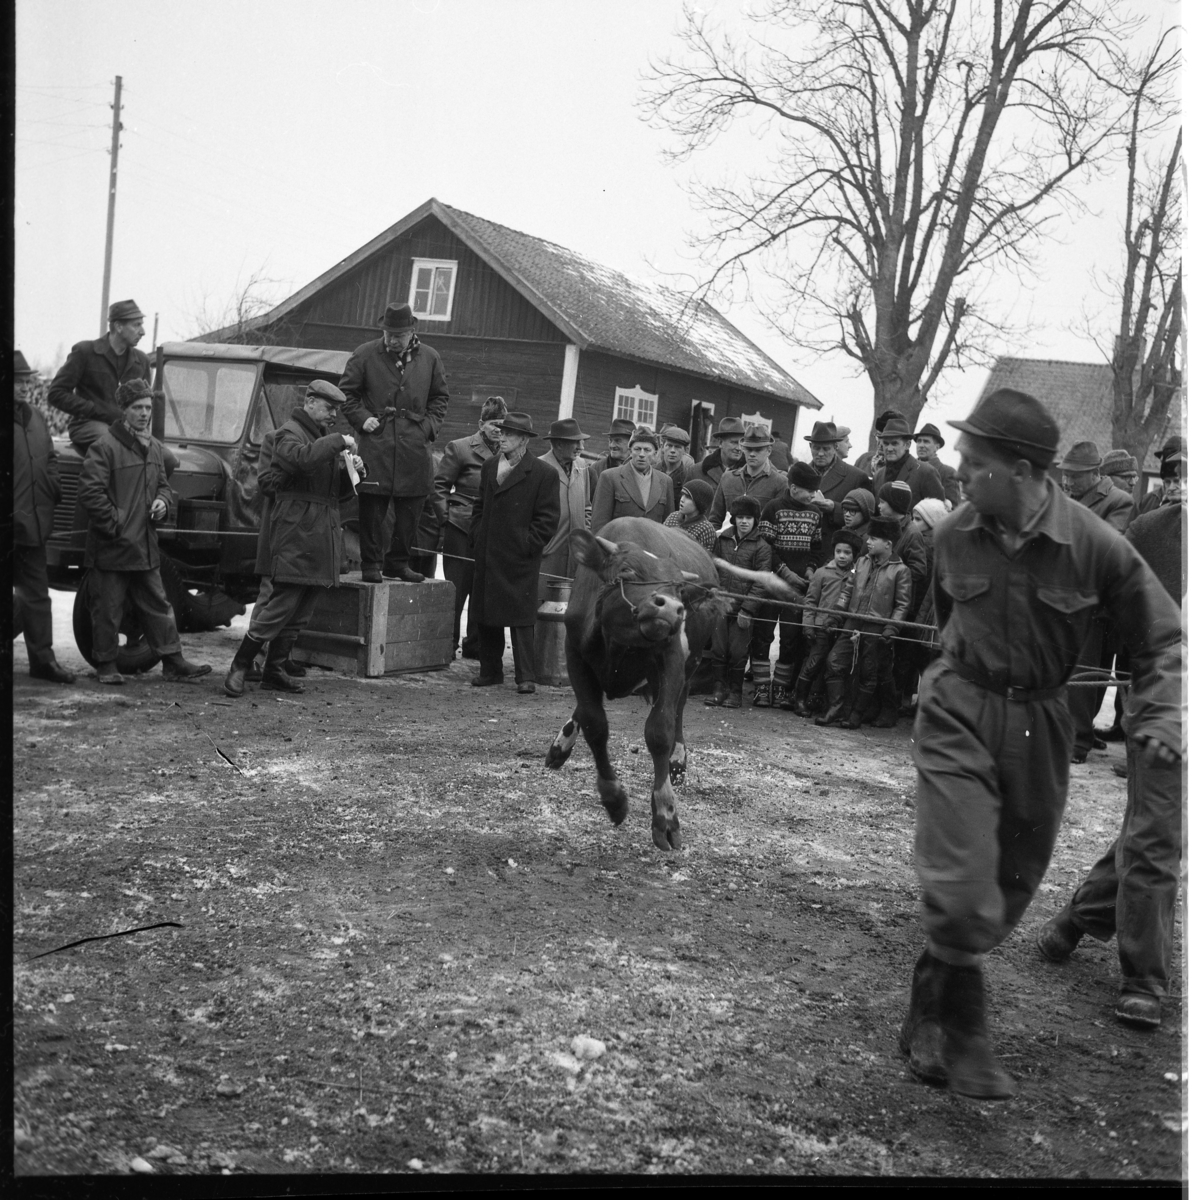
598, 781, 629, 826
651, 818, 682, 852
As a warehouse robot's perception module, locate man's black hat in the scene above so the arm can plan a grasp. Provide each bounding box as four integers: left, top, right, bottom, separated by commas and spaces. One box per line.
947, 388, 1059, 468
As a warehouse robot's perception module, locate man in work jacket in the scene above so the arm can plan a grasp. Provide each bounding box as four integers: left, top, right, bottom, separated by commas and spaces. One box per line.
224, 381, 366, 697
433, 396, 506, 658
898, 388, 1182, 1104
339, 302, 449, 584
12, 351, 74, 683
537, 418, 591, 601
77, 380, 211, 685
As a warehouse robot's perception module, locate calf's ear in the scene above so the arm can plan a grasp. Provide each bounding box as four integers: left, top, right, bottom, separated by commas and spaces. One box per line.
571, 529, 614, 573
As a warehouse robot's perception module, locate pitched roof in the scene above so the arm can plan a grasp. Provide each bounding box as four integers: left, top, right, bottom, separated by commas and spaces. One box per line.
978, 356, 1178, 465
214, 198, 820, 409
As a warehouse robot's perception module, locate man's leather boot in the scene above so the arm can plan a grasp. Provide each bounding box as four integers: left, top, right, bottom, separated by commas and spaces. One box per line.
873, 681, 900, 728
30, 656, 76, 685
724, 667, 745, 709
224, 635, 265, 698
261, 635, 305, 693
898, 949, 947, 1085
814, 680, 847, 726
939, 962, 1015, 1100
162, 652, 213, 682
791, 677, 812, 717
704, 666, 729, 707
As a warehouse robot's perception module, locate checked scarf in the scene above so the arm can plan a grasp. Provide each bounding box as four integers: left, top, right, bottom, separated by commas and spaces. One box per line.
385, 332, 421, 372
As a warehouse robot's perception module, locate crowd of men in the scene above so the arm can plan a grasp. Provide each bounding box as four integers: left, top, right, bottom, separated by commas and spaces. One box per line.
12, 299, 1185, 1104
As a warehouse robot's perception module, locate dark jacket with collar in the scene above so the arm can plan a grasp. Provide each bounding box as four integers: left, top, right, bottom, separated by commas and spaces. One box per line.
813, 453, 871, 528
434, 430, 498, 534
1075, 476, 1135, 534
917, 451, 962, 508
256, 409, 354, 586
48, 337, 152, 443
78, 422, 173, 571
872, 452, 945, 508
470, 452, 561, 627
590, 461, 675, 531
14, 400, 61, 546
708, 459, 789, 529
339, 338, 449, 497
684, 446, 742, 489
832, 552, 913, 638
712, 526, 772, 617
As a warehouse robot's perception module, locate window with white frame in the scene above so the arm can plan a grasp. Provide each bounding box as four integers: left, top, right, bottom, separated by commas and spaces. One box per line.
409, 259, 458, 321
614, 385, 657, 429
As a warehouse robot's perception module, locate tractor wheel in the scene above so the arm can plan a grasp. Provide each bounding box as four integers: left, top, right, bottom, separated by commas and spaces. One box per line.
72, 572, 163, 675
157, 554, 244, 632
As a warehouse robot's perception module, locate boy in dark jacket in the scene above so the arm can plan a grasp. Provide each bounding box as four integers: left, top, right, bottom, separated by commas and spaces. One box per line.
819, 516, 912, 728
795, 528, 861, 716
705, 495, 771, 709
757, 461, 825, 708
841, 487, 875, 541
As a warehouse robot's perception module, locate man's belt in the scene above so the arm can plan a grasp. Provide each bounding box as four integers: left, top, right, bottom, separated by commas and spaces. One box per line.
274, 491, 335, 507
943, 655, 1065, 703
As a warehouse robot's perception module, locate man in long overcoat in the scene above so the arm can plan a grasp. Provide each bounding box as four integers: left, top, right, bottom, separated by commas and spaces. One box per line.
339, 303, 449, 584
538, 418, 591, 601
469, 413, 560, 694
803, 420, 870, 529
13, 351, 74, 683
224, 381, 366, 696
433, 396, 507, 658
590, 427, 675, 530
78, 380, 210, 685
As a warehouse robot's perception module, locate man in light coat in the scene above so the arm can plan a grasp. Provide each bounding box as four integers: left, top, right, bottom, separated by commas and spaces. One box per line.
339, 302, 449, 584
590, 427, 675, 530
538, 418, 591, 601
433, 396, 506, 658
224, 381, 366, 697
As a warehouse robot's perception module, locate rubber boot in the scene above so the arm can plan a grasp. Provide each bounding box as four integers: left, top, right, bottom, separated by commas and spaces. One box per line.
873, 681, 900, 728
846, 690, 874, 729
792, 677, 812, 717
224, 634, 265, 698
939, 963, 1015, 1100
752, 677, 772, 708
724, 667, 745, 709
261, 635, 305, 693
898, 950, 947, 1085
704, 665, 729, 707
814, 679, 847, 726
773, 683, 793, 711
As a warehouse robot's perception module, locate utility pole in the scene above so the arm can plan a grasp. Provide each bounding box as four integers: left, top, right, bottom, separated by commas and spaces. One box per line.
99, 75, 123, 335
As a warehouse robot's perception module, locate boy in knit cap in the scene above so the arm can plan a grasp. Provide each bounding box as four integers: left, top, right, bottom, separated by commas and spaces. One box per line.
818, 516, 912, 728
705, 495, 771, 709
795, 528, 861, 716
841, 487, 875, 541
756, 461, 826, 708
663, 479, 717, 552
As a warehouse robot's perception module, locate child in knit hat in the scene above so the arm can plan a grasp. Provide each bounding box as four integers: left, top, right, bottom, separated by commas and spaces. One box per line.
664, 479, 717, 552
794, 527, 861, 717
841, 487, 875, 541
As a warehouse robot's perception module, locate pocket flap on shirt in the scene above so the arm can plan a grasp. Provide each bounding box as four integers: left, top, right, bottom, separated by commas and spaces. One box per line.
940, 573, 991, 602
1037, 585, 1099, 613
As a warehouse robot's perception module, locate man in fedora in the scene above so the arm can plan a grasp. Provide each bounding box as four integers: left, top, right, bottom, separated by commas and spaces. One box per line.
538, 417, 592, 599
708, 424, 788, 529
658, 424, 694, 501
433, 396, 507, 658
914, 423, 961, 508
803, 420, 869, 529
1137, 435, 1185, 515
586, 417, 636, 496
898, 387, 1181, 1102
49, 299, 155, 452
13, 351, 75, 684
339, 302, 450, 584
871, 416, 945, 508
590, 426, 676, 531
469, 413, 559, 694
685, 416, 747, 489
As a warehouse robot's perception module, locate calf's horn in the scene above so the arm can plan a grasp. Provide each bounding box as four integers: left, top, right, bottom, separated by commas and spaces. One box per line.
595, 536, 620, 554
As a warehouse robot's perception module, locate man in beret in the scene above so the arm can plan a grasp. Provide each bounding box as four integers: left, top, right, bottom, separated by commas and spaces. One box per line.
591, 426, 675, 530
1058, 440, 1136, 764
433, 396, 507, 658
914, 424, 961, 508
78, 379, 211, 685
898, 387, 1182, 1102
872, 416, 945, 508
803, 420, 869, 529
538, 418, 592, 599
685, 416, 748, 489
224, 381, 366, 696
339, 303, 450, 584
586, 417, 636, 497
49, 300, 161, 455
469, 413, 560, 694
1137, 436, 1185, 515
13, 352, 75, 683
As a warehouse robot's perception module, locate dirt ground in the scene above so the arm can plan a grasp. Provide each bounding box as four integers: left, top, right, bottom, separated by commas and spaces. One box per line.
11, 593, 1187, 1179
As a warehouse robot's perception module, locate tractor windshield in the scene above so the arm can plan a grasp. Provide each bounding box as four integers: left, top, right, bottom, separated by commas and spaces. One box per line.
161, 359, 259, 443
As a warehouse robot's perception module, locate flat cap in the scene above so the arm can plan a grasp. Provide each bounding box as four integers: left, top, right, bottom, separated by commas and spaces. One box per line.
306, 379, 347, 406
658, 424, 691, 445
947, 388, 1059, 468
108, 299, 145, 323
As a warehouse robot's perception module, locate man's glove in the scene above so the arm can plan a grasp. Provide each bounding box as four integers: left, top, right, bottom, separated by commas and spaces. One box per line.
882, 624, 895, 642
736, 612, 752, 630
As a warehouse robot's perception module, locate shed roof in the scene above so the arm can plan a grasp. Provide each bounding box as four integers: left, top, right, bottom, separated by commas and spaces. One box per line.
211, 198, 820, 409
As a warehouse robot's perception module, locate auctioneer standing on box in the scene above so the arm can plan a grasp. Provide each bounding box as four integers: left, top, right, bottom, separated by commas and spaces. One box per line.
339, 302, 449, 584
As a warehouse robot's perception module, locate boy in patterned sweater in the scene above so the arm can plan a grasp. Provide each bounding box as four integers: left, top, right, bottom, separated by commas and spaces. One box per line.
756, 461, 826, 709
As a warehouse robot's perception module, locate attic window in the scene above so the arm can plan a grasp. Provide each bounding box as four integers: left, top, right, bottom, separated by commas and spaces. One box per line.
614, 385, 657, 430
409, 259, 457, 321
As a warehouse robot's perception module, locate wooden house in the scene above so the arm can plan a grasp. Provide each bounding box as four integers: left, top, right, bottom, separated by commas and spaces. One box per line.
200, 198, 821, 458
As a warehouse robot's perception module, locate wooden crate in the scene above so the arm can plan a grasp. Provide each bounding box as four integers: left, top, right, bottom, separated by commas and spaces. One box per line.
291, 576, 456, 677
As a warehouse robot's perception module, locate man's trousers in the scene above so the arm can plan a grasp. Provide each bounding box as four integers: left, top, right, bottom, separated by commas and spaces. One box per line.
1068, 620, 1112, 754
710, 616, 752, 670
478, 624, 535, 684
442, 524, 478, 654
247, 581, 321, 645
13, 544, 55, 665
1055, 736, 1184, 998
912, 660, 1073, 962
88, 567, 183, 663
357, 493, 426, 575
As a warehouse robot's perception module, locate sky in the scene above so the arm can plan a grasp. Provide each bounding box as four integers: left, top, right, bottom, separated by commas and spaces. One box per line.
15, 0, 1178, 456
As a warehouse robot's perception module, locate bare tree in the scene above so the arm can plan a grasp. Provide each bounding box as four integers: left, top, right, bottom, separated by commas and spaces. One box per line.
1107, 31, 1182, 480
644, 0, 1133, 435
189, 266, 288, 345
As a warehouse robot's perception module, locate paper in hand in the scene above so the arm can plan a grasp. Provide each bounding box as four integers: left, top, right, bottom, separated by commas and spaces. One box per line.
341, 449, 361, 493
